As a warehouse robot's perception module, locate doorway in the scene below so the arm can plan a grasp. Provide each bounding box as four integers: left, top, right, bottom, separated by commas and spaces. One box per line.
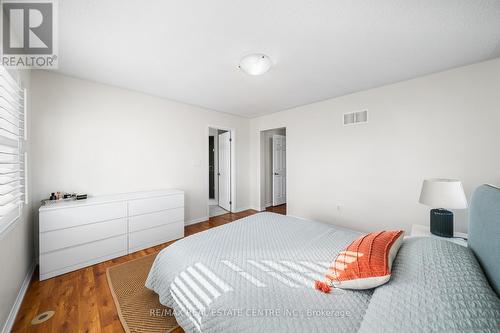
209, 136, 215, 200
208, 127, 234, 217
259, 128, 287, 213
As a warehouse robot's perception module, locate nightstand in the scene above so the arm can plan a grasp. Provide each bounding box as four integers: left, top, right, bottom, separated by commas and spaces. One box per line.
410, 224, 468, 247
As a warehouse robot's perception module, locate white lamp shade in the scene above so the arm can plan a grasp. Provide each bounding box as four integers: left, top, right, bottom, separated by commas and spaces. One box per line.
238, 54, 272, 75
419, 179, 468, 209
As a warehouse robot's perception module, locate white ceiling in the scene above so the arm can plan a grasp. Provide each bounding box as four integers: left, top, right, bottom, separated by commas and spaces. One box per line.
56, 0, 500, 118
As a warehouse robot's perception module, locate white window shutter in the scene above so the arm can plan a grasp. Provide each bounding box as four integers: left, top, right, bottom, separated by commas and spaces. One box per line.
0, 67, 26, 235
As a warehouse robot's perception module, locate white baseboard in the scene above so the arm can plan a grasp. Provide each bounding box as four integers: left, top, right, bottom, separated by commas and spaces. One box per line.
238, 206, 266, 212
256, 204, 272, 211
2, 262, 36, 333
185, 216, 209, 226
234, 206, 253, 213
286, 214, 305, 220
186, 205, 264, 226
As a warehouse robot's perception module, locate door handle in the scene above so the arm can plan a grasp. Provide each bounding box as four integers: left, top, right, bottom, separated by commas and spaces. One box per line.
274, 172, 279, 176
218, 172, 221, 176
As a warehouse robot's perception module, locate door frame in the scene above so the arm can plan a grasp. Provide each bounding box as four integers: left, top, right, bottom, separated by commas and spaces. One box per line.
258, 127, 287, 211
272, 134, 286, 206
208, 134, 219, 205
206, 125, 237, 216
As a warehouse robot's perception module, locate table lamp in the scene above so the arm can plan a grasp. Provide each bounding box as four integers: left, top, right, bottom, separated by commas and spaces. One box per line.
419, 179, 468, 237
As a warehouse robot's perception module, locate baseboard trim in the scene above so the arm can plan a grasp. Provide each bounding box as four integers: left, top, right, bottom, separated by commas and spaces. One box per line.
286, 214, 306, 220
185, 216, 209, 226
2, 262, 35, 333
186, 206, 261, 226
234, 206, 255, 213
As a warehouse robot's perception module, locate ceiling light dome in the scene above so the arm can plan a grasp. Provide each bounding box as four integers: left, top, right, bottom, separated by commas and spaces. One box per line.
238, 54, 272, 75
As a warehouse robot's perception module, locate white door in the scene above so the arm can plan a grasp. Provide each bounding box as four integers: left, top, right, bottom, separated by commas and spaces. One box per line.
218, 131, 231, 211
272, 135, 286, 206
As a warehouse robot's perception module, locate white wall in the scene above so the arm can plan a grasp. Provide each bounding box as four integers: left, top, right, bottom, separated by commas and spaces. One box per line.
259, 128, 286, 209
28, 57, 500, 240
250, 58, 500, 234
0, 70, 33, 332
30, 71, 251, 228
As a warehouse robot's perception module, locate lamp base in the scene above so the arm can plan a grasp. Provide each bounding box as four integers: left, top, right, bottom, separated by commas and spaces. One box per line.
430, 209, 453, 238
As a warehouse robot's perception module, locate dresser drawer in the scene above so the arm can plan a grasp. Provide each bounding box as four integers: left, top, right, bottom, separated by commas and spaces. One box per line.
40, 202, 127, 232
40, 218, 127, 254
40, 234, 127, 276
129, 207, 184, 233
129, 221, 184, 253
128, 194, 184, 216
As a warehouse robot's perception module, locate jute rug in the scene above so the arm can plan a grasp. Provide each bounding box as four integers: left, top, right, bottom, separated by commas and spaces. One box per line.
106, 254, 180, 333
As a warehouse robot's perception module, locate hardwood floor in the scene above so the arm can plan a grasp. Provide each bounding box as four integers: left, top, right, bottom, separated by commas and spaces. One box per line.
12, 207, 286, 333
265, 203, 286, 215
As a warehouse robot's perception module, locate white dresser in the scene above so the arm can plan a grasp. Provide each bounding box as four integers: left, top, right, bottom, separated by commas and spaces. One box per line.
39, 189, 184, 280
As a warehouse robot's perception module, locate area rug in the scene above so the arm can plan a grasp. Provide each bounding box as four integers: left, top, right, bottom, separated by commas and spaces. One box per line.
106, 254, 180, 333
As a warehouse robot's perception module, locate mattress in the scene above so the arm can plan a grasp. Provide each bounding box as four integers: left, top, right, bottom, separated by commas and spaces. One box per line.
145, 212, 500, 333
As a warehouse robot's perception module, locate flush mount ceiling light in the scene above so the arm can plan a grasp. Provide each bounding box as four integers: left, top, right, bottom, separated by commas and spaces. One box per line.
238, 54, 272, 75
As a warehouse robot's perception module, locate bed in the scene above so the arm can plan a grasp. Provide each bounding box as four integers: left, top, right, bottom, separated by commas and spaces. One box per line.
146, 185, 500, 332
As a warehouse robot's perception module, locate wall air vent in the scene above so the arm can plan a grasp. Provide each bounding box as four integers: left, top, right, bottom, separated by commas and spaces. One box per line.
343, 110, 368, 126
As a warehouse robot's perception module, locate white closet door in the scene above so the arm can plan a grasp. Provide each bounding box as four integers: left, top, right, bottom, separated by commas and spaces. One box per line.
218, 131, 231, 211
272, 135, 286, 206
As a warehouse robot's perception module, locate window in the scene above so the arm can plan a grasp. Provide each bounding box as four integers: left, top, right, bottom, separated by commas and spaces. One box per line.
0, 67, 26, 235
